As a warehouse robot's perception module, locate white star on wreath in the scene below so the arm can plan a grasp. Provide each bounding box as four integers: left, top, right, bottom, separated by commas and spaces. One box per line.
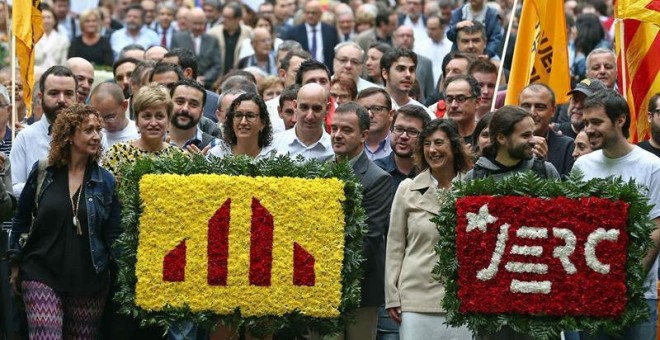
466, 204, 498, 232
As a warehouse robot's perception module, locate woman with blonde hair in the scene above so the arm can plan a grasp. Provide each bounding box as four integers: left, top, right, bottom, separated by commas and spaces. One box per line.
258, 76, 284, 102
68, 8, 114, 67
9, 104, 121, 339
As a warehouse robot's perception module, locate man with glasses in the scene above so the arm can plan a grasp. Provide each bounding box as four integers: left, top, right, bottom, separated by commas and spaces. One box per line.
333, 42, 380, 93
285, 0, 339, 73
357, 88, 394, 160
638, 93, 660, 157
444, 74, 481, 145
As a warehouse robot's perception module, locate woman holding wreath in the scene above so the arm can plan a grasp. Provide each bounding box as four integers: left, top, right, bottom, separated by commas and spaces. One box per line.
8, 104, 121, 339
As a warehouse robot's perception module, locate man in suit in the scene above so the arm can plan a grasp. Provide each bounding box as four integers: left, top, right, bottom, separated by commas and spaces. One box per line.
208, 2, 253, 77
519, 84, 575, 178
284, 0, 339, 73
355, 8, 398, 54
331, 102, 393, 339
397, 0, 426, 41
392, 26, 435, 103
171, 8, 221, 89
152, 3, 177, 48
334, 4, 357, 43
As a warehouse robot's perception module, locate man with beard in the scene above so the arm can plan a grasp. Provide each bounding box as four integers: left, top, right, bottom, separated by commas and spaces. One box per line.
638, 93, 660, 157
11, 66, 77, 196
167, 79, 220, 154
66, 57, 94, 104
574, 90, 660, 339
109, 4, 160, 60
357, 87, 394, 160
464, 105, 560, 181
557, 78, 607, 139
90, 83, 139, 146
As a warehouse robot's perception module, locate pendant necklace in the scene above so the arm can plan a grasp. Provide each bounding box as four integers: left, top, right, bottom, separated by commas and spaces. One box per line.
71, 185, 83, 235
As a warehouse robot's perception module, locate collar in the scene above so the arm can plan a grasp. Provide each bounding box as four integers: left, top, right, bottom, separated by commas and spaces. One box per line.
306, 23, 321, 32
348, 149, 365, 166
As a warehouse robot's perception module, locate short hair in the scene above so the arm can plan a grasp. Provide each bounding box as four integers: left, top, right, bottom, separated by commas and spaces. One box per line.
393, 104, 431, 129
330, 77, 357, 102
584, 89, 631, 138
456, 20, 486, 40
132, 83, 173, 118
90, 82, 125, 104
442, 51, 477, 79
39, 65, 77, 95
519, 83, 556, 107
112, 57, 140, 76
203, 0, 222, 11
277, 40, 303, 57
225, 2, 242, 18
445, 74, 482, 98
258, 76, 284, 98
380, 48, 417, 86
649, 92, 660, 113
357, 87, 392, 110
374, 7, 394, 27
586, 47, 616, 67
482, 105, 533, 157
150, 62, 184, 82
223, 92, 272, 147
164, 48, 198, 79
334, 41, 365, 61
130, 60, 156, 86
295, 59, 331, 86
368, 42, 393, 56
217, 88, 245, 109
170, 79, 207, 107
125, 3, 145, 21
279, 49, 311, 72
49, 104, 103, 167
279, 84, 301, 108
414, 119, 473, 172
468, 59, 497, 76
426, 14, 446, 27
334, 102, 370, 132
254, 13, 276, 35
156, 2, 176, 15
220, 75, 258, 95
79, 9, 101, 33
119, 44, 146, 59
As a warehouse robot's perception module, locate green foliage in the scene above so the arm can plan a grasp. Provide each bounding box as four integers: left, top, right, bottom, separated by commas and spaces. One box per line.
113, 153, 367, 337
433, 171, 654, 340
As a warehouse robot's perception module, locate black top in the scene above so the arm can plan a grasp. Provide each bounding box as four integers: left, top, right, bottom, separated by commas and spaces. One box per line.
68, 36, 114, 68
223, 27, 241, 74
20, 166, 109, 295
638, 141, 660, 158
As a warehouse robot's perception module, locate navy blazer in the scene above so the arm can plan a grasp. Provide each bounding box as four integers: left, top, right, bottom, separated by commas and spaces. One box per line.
447, 5, 503, 58
546, 129, 575, 178
284, 23, 338, 73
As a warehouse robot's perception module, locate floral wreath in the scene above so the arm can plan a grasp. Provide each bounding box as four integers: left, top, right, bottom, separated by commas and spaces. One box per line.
433, 171, 654, 339
113, 153, 367, 338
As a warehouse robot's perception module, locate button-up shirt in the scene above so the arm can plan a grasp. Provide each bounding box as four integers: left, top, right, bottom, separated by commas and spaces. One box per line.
365, 133, 392, 161
110, 26, 161, 60
272, 127, 334, 162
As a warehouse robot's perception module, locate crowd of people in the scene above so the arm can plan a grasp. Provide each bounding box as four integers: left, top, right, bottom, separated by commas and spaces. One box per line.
0, 0, 659, 339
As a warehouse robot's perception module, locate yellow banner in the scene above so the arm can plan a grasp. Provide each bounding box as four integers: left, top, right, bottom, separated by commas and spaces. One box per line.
505, 0, 571, 105
12, 0, 43, 114
136, 174, 346, 318
616, 0, 660, 24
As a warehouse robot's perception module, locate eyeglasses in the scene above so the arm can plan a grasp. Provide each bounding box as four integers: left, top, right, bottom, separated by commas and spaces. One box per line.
364, 105, 389, 114
335, 57, 362, 66
392, 126, 421, 138
445, 95, 475, 104
233, 112, 259, 122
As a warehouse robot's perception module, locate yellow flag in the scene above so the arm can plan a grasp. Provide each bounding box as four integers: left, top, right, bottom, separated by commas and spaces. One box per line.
504, 0, 571, 105
13, 0, 43, 114
616, 0, 660, 24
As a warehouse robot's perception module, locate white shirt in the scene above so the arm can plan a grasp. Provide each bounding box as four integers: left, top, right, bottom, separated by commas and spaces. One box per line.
271, 127, 334, 162
415, 37, 453, 86
192, 34, 202, 55
305, 23, 324, 63
402, 16, 428, 42
357, 77, 382, 92
266, 96, 285, 134
104, 120, 139, 146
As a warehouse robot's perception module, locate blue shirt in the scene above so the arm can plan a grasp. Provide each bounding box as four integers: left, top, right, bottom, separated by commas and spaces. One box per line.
365, 133, 392, 161
110, 26, 160, 60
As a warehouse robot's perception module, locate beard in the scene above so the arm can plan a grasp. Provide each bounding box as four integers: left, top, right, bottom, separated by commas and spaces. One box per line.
171, 111, 200, 130
42, 100, 67, 122
651, 121, 660, 145
508, 142, 533, 161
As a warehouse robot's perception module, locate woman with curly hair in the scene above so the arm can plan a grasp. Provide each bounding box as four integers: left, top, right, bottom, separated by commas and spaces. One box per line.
385, 119, 473, 339
208, 92, 276, 160
8, 104, 121, 339
102, 83, 180, 176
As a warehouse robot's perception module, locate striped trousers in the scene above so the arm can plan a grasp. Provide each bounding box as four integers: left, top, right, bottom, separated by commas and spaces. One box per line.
21, 280, 107, 340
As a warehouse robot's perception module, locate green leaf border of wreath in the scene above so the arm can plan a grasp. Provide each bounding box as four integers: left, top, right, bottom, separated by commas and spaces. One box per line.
113, 152, 367, 338
432, 170, 655, 340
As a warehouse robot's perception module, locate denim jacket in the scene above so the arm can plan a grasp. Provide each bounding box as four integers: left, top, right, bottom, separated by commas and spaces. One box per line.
8, 160, 121, 273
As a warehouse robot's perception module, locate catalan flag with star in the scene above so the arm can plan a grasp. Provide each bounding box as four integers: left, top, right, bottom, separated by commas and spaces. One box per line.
614, 0, 660, 142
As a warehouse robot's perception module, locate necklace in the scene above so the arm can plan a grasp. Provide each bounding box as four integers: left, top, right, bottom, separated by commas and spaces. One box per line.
71, 184, 83, 235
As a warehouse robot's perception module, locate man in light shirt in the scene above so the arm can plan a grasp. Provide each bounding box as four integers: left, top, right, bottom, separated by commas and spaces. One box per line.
90, 83, 139, 146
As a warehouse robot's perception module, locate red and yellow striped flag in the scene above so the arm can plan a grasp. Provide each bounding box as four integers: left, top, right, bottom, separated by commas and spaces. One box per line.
12, 0, 43, 113
614, 0, 660, 142
504, 0, 571, 105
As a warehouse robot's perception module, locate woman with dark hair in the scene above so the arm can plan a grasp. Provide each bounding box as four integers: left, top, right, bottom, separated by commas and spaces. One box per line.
8, 104, 121, 339
385, 119, 473, 339
365, 43, 392, 86
35, 5, 70, 74
571, 14, 611, 80
473, 112, 494, 159
208, 93, 276, 159
330, 76, 358, 105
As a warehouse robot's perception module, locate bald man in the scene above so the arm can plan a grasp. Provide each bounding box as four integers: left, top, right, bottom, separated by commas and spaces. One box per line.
144, 45, 168, 61
271, 82, 334, 162
170, 7, 221, 88
66, 57, 94, 103
90, 82, 139, 146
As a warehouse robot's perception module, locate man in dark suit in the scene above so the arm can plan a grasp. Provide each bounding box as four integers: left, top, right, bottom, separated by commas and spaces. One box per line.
284, 0, 338, 73
519, 84, 575, 178
170, 8, 221, 89
330, 102, 393, 339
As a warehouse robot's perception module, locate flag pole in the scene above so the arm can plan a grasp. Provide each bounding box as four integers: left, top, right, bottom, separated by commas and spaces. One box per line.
492, 0, 519, 112
8, 4, 15, 142
617, 19, 627, 100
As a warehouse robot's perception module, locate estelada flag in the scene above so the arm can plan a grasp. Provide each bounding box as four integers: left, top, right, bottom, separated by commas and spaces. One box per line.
504, 0, 571, 105
616, 0, 660, 23
13, 0, 43, 114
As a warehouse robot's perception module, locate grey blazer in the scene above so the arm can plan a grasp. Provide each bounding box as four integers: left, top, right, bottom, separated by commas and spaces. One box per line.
170, 32, 222, 89
416, 54, 436, 103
